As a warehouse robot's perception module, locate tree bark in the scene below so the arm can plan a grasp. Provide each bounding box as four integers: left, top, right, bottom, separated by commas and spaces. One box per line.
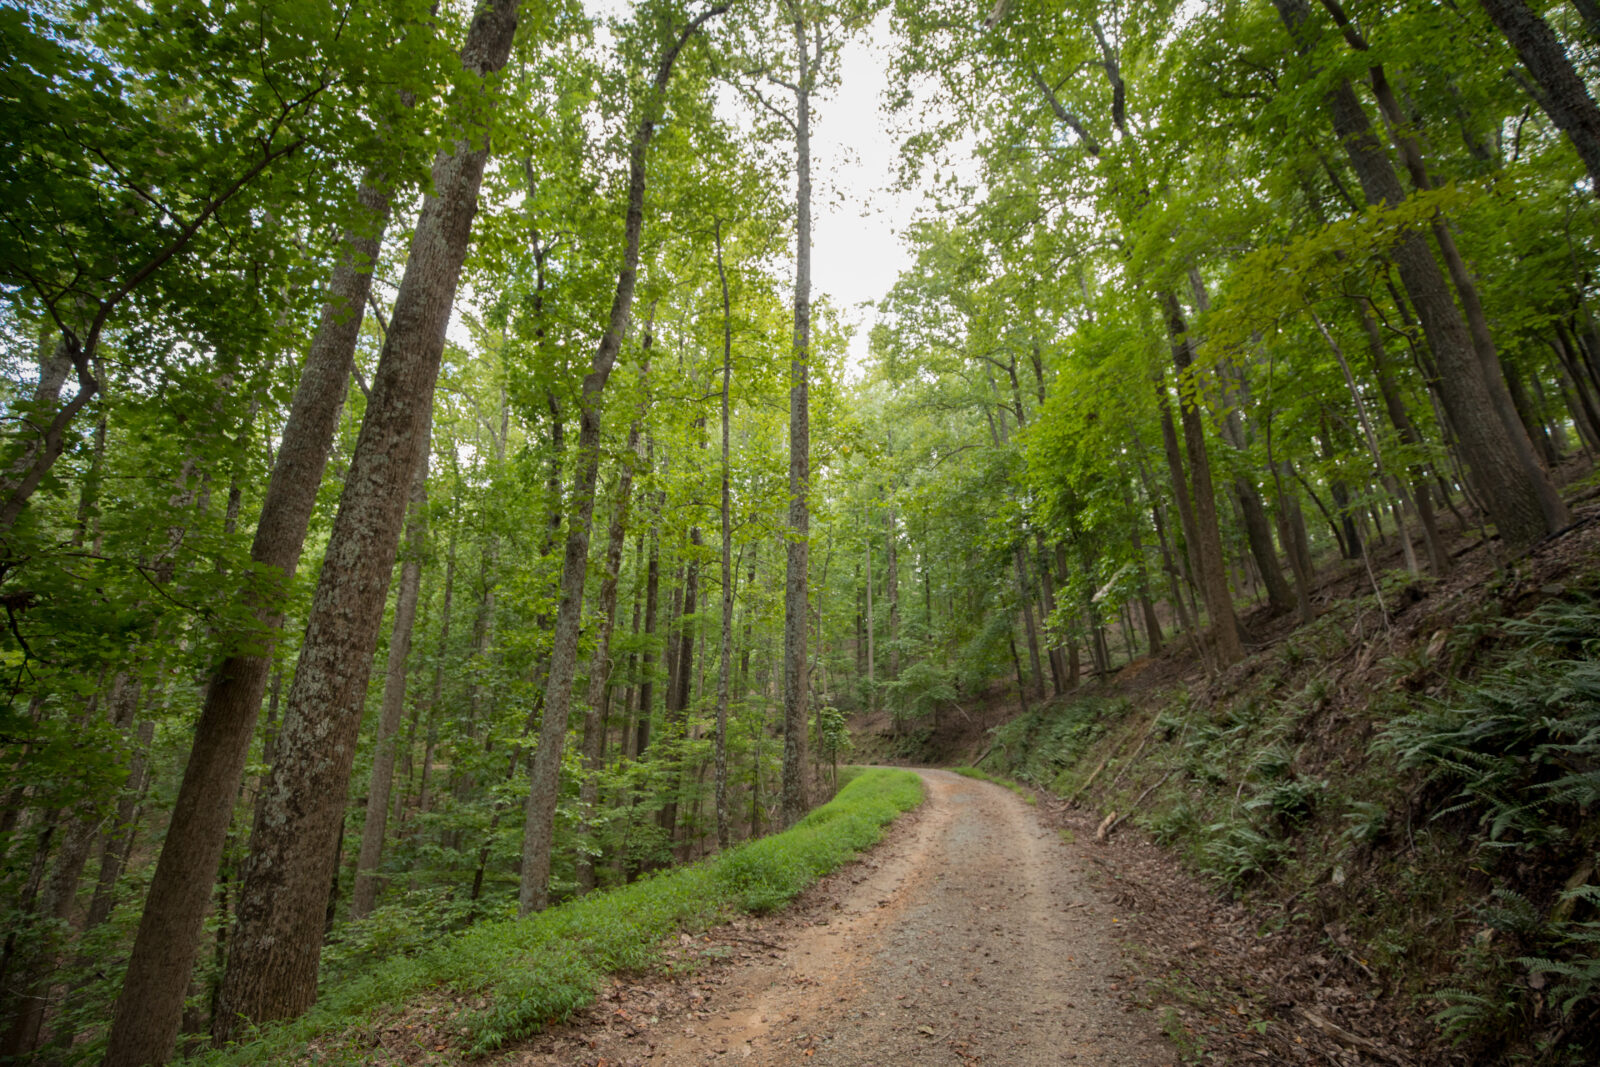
517, 7, 722, 914
574, 411, 643, 894
781, 1, 813, 828
1479, 0, 1600, 193
104, 167, 397, 1067
210, 3, 522, 1041
1357, 299, 1452, 574
714, 218, 734, 852
1162, 292, 1243, 664
1273, 0, 1565, 548
349, 419, 431, 920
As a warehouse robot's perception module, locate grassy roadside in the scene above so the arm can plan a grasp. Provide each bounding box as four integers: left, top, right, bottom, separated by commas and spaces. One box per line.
198, 767, 923, 1065
952, 765, 1035, 803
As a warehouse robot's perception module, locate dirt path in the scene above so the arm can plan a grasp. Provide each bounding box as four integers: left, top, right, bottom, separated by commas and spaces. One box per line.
510, 769, 1174, 1066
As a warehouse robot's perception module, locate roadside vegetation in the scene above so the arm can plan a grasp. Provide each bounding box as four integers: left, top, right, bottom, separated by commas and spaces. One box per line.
196, 767, 921, 1065
961, 547, 1600, 1064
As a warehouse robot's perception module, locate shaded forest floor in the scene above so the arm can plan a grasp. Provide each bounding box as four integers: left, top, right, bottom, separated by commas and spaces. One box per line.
852, 463, 1600, 1065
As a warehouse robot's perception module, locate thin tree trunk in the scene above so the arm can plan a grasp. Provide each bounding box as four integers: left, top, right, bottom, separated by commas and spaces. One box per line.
517, 8, 722, 914
1014, 548, 1045, 689
714, 218, 734, 852
865, 530, 874, 712
886, 505, 900, 685
637, 473, 662, 761
1162, 292, 1243, 663
575, 410, 643, 894
781, 2, 814, 828
1357, 298, 1451, 574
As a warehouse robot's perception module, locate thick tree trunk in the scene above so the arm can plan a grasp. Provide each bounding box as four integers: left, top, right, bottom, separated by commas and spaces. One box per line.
1273, 0, 1565, 548
518, 8, 721, 913
781, 4, 813, 828
210, 3, 522, 1041
103, 169, 396, 1065
349, 423, 431, 920
1479, 0, 1600, 192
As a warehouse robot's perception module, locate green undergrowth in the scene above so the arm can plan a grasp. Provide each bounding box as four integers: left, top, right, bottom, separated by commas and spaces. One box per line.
198, 767, 922, 1065
978, 583, 1600, 1063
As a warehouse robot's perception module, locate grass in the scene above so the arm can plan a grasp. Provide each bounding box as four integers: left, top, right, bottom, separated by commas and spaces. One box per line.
953, 765, 1035, 802
198, 767, 923, 1065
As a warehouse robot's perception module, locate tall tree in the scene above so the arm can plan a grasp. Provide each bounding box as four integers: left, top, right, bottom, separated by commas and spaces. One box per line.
1271, 0, 1567, 549
517, 2, 727, 915
212, 0, 525, 1039
780, 0, 815, 827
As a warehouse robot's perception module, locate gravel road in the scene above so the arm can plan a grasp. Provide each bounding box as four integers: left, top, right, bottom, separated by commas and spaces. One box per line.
629, 768, 1173, 1065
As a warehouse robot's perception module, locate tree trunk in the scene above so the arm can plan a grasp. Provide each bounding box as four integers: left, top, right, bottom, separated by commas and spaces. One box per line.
714, 218, 734, 852
886, 506, 900, 685
1479, 0, 1600, 193
1013, 548, 1045, 688
1033, 532, 1069, 691
575, 413, 642, 894
349, 420, 431, 920
864, 531, 874, 712
637, 475, 661, 760
781, 2, 813, 828
211, 3, 522, 1041
1357, 299, 1452, 574
1162, 292, 1243, 664
657, 530, 701, 846
103, 162, 399, 1066
413, 519, 458, 833
1273, 0, 1565, 548
517, 8, 721, 914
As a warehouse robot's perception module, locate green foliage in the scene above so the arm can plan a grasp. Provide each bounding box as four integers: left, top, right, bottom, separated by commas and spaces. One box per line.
953, 765, 1030, 799
1199, 819, 1288, 892
1379, 599, 1600, 848
985, 697, 1120, 792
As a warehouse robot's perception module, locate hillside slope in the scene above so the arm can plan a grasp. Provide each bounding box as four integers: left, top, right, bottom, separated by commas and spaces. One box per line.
859, 505, 1600, 1064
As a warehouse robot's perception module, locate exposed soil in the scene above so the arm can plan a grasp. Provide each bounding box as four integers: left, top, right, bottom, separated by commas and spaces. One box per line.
497, 770, 1173, 1066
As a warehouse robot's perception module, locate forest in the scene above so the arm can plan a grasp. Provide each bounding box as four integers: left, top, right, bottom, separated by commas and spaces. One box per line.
2, 0, 1599, 1063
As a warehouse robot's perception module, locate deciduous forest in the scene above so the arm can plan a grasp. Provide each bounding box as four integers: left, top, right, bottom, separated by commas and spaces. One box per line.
3, 0, 1600, 1064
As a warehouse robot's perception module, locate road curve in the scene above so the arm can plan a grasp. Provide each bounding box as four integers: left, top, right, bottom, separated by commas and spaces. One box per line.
649, 768, 1173, 1065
